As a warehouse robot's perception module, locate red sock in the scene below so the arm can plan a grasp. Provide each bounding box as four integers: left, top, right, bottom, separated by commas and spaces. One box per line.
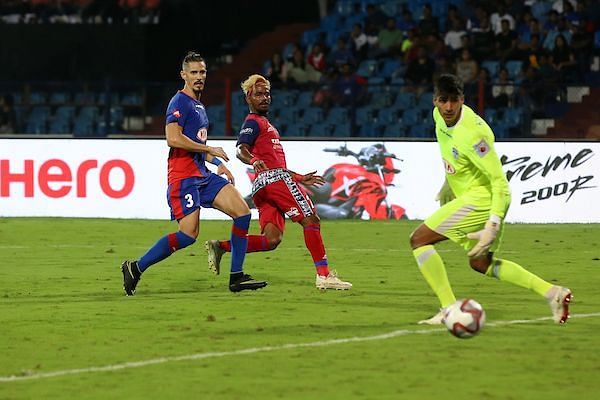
303, 224, 329, 276
219, 235, 269, 253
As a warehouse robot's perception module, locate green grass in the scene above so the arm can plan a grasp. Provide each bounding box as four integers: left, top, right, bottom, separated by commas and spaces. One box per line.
0, 218, 599, 399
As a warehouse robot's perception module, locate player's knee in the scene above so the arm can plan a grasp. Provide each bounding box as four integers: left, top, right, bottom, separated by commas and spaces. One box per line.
469, 257, 492, 274
266, 235, 282, 250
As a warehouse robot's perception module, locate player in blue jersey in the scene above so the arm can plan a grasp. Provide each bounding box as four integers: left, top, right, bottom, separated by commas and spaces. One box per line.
121, 51, 267, 294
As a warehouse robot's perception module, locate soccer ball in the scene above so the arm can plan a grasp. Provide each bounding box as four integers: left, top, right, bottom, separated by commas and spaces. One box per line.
443, 299, 486, 339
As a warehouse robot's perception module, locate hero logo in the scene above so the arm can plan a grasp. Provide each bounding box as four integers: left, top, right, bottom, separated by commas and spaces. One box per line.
0, 159, 134, 198
240, 127, 253, 135
443, 159, 456, 174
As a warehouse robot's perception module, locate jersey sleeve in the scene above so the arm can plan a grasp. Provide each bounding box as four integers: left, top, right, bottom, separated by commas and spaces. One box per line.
166, 96, 187, 127
462, 124, 511, 219
236, 119, 260, 146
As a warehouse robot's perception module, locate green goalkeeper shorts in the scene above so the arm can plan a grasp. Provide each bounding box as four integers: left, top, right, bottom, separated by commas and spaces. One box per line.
424, 193, 505, 253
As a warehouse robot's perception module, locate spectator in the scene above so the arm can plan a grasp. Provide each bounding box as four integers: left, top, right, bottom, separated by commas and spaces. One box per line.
495, 18, 519, 62
286, 48, 321, 84
467, 6, 488, 33
418, 3, 439, 40
471, 17, 495, 61
444, 20, 467, 57
397, 9, 416, 32
374, 17, 404, 57
350, 23, 368, 60
404, 46, 435, 94
455, 48, 479, 85
551, 34, 578, 82
307, 43, 327, 73
332, 63, 366, 106
0, 94, 17, 133
492, 67, 516, 107
401, 28, 419, 62
474, 67, 494, 109
329, 38, 356, 70
521, 33, 546, 70
364, 3, 387, 31
543, 17, 572, 50
569, 22, 592, 80
265, 52, 285, 83
490, 4, 516, 34
552, 0, 577, 14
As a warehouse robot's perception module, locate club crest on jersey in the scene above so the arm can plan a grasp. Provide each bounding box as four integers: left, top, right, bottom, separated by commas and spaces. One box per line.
285, 207, 300, 218
443, 159, 456, 174
452, 147, 459, 159
196, 128, 208, 141
173, 110, 181, 118
473, 139, 490, 157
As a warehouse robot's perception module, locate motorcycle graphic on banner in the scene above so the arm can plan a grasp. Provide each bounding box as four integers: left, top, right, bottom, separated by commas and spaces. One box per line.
244, 143, 408, 220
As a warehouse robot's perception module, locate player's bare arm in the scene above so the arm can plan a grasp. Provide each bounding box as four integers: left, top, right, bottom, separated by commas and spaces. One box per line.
237, 143, 268, 172
166, 122, 229, 161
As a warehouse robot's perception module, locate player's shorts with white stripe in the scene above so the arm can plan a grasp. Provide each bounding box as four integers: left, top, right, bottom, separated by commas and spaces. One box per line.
252, 171, 315, 233
424, 192, 505, 253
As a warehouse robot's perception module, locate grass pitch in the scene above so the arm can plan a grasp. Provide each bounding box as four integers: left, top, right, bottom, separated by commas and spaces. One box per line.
0, 218, 599, 399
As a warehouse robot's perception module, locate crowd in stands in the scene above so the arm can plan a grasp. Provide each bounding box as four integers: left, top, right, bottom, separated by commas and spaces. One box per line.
259, 0, 599, 136
0, 0, 161, 24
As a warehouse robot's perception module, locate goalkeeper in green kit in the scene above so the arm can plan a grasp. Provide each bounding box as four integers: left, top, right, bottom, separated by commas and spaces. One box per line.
410, 74, 572, 325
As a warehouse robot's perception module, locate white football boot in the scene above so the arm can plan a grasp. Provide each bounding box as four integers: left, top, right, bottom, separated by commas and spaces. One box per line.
315, 270, 352, 290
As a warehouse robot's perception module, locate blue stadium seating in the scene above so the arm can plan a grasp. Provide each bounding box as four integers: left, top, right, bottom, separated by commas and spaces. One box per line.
377, 107, 399, 124
401, 108, 423, 125
393, 92, 416, 108
308, 122, 333, 137
332, 122, 352, 137
325, 107, 349, 124
302, 107, 324, 124
296, 91, 314, 108
481, 60, 500, 79
505, 60, 523, 81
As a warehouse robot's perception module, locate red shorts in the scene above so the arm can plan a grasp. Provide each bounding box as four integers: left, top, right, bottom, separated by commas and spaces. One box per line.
253, 179, 315, 233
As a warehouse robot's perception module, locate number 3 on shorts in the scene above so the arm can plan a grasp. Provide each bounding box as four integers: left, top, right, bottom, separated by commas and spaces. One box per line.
184, 193, 194, 208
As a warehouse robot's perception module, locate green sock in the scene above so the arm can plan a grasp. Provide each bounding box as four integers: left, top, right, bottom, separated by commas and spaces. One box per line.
413, 245, 456, 308
486, 258, 553, 297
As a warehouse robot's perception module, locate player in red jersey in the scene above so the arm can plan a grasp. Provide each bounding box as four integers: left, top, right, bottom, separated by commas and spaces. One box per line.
205, 74, 352, 290
121, 52, 266, 295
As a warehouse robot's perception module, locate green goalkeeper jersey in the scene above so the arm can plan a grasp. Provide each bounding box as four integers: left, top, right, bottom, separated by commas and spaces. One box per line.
433, 104, 511, 219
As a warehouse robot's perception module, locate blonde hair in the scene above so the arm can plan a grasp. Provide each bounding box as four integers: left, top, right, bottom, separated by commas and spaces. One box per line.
241, 74, 270, 96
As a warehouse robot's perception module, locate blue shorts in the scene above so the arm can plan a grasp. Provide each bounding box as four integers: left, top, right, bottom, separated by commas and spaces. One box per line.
167, 174, 229, 220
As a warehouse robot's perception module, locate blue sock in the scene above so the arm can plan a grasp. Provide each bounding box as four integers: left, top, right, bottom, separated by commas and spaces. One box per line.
138, 231, 196, 272
230, 214, 250, 274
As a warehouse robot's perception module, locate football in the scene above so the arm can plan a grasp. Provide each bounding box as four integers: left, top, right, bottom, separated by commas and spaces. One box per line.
443, 299, 486, 339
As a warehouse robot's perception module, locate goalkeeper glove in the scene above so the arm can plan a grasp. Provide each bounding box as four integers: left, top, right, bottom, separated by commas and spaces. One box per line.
466, 216, 501, 257
435, 180, 455, 206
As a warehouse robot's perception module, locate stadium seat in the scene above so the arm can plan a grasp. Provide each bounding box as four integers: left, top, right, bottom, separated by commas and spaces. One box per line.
301, 29, 324, 47
393, 92, 416, 108
97, 92, 120, 106
377, 107, 399, 125
531, 1, 552, 20
382, 123, 405, 138
278, 107, 300, 124
28, 92, 47, 105
417, 92, 434, 111
380, 59, 402, 79
503, 108, 523, 128
49, 92, 70, 105
505, 60, 523, 81
79, 106, 100, 119
25, 112, 48, 134
482, 61, 500, 79
409, 123, 433, 138
484, 108, 498, 125
355, 106, 376, 126
401, 108, 423, 125
358, 122, 382, 137
356, 60, 379, 78
285, 122, 309, 137
336, 0, 355, 16
74, 92, 95, 105
370, 91, 394, 108
73, 117, 95, 137
296, 90, 314, 108
325, 107, 349, 124
307, 122, 333, 137
302, 107, 324, 124
332, 122, 352, 137
120, 92, 143, 106
55, 105, 75, 122
206, 105, 225, 122
595, 31, 600, 49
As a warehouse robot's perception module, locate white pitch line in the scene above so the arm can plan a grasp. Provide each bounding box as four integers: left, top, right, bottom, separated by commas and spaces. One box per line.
1, 312, 599, 383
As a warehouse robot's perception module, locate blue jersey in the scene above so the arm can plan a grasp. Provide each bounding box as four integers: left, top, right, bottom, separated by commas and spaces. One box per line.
165, 91, 212, 184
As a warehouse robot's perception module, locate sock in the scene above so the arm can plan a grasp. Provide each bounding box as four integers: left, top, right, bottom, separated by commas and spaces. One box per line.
138, 231, 195, 272
303, 223, 329, 276
413, 245, 456, 308
219, 234, 269, 253
230, 214, 251, 274
485, 258, 553, 297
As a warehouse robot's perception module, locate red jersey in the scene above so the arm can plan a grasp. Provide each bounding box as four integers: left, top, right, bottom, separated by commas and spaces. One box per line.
236, 114, 287, 170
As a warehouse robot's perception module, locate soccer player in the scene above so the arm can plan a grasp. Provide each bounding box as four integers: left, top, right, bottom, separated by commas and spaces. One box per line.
410, 74, 572, 324
205, 74, 352, 290
121, 52, 267, 295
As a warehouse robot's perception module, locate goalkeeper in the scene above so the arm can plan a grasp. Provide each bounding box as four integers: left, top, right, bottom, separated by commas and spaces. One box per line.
410, 74, 572, 325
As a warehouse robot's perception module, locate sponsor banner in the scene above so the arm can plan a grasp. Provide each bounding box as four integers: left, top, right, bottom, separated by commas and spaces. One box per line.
1, 139, 598, 223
